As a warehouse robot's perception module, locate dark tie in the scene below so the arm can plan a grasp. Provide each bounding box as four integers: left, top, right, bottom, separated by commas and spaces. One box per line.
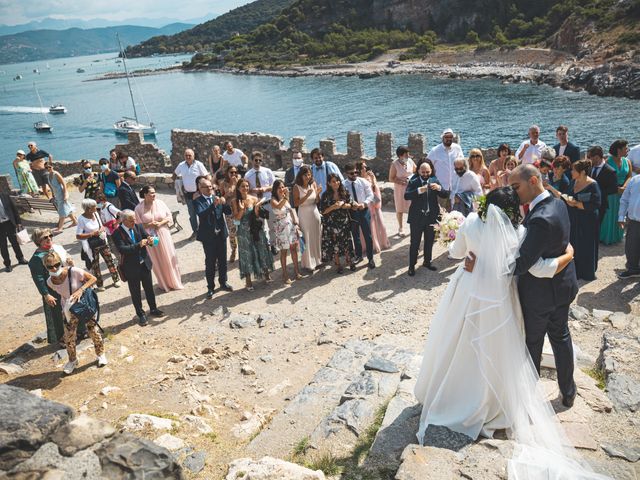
592, 166, 600, 179
255, 173, 262, 198
351, 181, 358, 203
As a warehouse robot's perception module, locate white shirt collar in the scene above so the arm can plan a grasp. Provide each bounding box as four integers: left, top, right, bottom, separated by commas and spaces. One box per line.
530, 190, 550, 211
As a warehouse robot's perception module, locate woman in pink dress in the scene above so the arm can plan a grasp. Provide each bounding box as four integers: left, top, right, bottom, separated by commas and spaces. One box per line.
134, 186, 184, 291
389, 146, 416, 237
357, 160, 390, 253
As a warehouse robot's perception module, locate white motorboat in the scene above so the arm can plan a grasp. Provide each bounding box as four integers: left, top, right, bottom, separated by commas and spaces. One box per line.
34, 120, 52, 132
114, 117, 157, 135
49, 104, 67, 114
113, 33, 157, 137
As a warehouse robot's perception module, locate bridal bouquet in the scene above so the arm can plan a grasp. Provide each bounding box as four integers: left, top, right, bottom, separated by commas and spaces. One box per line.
433, 210, 465, 246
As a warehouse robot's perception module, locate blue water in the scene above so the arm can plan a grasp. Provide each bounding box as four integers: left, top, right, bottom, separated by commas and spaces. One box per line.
1, 52, 639, 179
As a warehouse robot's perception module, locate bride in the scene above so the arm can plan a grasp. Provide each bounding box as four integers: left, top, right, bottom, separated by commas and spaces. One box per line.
414, 187, 609, 479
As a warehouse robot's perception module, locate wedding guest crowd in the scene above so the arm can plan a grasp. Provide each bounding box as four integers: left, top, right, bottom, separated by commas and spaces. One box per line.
9, 130, 639, 376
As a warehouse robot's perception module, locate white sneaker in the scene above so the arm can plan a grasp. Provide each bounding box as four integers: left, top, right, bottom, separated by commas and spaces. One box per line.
63, 359, 79, 375
97, 354, 108, 367
113, 281, 121, 288
96, 286, 105, 292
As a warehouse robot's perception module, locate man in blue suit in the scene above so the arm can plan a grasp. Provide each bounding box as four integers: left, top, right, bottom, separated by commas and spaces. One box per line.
509, 164, 579, 407
404, 161, 448, 275
553, 125, 580, 163
194, 177, 233, 299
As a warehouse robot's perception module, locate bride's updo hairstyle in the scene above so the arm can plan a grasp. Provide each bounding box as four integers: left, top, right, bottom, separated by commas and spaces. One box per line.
479, 186, 522, 228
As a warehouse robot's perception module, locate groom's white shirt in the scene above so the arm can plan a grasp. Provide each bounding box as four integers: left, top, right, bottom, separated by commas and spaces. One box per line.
523, 189, 557, 277
529, 190, 550, 211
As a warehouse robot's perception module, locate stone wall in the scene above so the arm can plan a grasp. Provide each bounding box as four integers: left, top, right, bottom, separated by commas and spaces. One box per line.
170, 130, 434, 180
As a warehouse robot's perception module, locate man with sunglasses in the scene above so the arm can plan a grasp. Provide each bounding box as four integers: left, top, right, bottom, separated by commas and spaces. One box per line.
0, 194, 28, 272
245, 152, 277, 252
343, 163, 376, 269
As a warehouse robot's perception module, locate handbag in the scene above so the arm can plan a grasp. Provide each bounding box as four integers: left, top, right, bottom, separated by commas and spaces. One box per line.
87, 213, 108, 250
67, 267, 100, 324
16, 228, 30, 245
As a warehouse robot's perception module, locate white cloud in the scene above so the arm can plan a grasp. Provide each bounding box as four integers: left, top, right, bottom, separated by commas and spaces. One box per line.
1, 0, 253, 25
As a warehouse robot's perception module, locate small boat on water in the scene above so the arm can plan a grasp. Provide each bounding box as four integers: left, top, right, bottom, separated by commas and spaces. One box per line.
113, 33, 157, 136
76, 68, 85, 73
33, 82, 53, 133
33, 68, 39, 74
49, 104, 67, 114
14, 74, 22, 80
34, 120, 52, 132
114, 117, 157, 135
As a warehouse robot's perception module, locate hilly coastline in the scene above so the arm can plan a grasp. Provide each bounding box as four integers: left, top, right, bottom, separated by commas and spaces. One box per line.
123, 0, 640, 99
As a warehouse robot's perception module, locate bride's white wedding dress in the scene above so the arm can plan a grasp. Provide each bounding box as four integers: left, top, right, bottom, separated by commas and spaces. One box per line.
414, 205, 609, 480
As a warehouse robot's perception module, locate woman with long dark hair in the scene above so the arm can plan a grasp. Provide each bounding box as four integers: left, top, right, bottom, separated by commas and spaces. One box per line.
319, 173, 355, 273
270, 180, 301, 284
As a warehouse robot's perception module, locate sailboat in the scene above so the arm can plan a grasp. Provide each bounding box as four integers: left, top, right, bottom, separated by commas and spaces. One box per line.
33, 82, 52, 132
113, 33, 157, 136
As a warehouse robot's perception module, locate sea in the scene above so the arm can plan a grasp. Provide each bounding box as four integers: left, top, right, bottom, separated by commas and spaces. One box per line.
1, 51, 639, 181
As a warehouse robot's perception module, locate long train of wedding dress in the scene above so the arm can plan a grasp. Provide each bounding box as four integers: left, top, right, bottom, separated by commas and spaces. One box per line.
414, 205, 609, 479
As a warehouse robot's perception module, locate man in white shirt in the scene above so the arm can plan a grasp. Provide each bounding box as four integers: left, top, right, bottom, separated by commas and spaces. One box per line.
451, 158, 482, 216
516, 125, 547, 165
245, 151, 277, 251
627, 144, 640, 176
172, 148, 209, 239
618, 174, 640, 278
222, 141, 248, 175
343, 163, 376, 269
427, 128, 464, 211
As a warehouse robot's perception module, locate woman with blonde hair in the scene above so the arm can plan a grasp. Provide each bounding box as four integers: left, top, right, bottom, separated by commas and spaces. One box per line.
468, 149, 490, 193
43, 250, 106, 375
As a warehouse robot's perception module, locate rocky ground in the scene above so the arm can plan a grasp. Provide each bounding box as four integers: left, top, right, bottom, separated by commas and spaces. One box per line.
0, 189, 639, 479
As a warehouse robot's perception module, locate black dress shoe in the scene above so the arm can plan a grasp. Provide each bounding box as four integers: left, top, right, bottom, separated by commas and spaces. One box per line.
220, 283, 233, 292
367, 260, 376, 269
18, 258, 29, 265
149, 309, 165, 317
137, 314, 148, 326
206, 289, 215, 299
423, 262, 437, 271
408, 266, 416, 276
4, 266, 11, 273
562, 391, 576, 408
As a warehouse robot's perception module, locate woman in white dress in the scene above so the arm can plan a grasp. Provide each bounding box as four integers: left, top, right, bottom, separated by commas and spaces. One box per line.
414, 187, 609, 479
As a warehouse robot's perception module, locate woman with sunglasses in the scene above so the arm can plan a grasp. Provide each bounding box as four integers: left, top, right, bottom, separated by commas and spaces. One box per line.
219, 165, 240, 262
28, 228, 73, 347
468, 149, 490, 194
45, 162, 77, 234
43, 250, 106, 375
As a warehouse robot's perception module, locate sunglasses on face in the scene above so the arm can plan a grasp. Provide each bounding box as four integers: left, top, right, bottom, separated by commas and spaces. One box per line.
254, 159, 262, 163
470, 154, 481, 158
41, 235, 52, 241
46, 263, 61, 270
347, 171, 357, 176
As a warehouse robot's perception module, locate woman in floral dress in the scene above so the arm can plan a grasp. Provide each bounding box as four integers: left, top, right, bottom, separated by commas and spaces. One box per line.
320, 173, 355, 273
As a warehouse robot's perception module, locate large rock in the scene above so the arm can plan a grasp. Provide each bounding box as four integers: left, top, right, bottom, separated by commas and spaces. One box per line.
597, 331, 640, 412
123, 413, 176, 432
395, 445, 461, 480
50, 414, 116, 456
229, 313, 256, 329
226, 457, 325, 479
95, 432, 184, 479
9, 442, 102, 479
0, 385, 73, 470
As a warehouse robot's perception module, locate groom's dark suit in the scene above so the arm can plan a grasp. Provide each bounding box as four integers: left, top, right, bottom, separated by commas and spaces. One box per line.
514, 193, 578, 398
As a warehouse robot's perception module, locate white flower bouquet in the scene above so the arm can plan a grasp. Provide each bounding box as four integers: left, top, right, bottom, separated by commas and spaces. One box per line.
433, 210, 465, 246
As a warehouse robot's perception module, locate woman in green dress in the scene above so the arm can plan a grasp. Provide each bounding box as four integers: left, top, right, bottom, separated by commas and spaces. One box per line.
28, 228, 73, 346
232, 178, 274, 291
600, 140, 632, 245
13, 150, 39, 195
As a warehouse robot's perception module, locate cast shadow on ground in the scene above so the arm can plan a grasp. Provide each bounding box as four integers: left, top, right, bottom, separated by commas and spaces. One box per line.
6, 362, 94, 391
577, 278, 639, 313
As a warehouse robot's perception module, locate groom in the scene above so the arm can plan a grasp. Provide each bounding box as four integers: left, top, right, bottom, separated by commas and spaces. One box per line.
466, 164, 579, 408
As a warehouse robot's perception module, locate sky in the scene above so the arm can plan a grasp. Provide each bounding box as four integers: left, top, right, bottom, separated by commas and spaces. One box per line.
0, 0, 254, 25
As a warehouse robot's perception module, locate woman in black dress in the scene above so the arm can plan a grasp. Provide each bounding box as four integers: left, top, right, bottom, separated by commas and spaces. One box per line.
564, 159, 602, 281
320, 173, 355, 273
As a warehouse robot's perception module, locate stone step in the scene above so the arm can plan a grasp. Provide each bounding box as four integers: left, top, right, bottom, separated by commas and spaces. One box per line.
305, 348, 419, 458
247, 338, 378, 459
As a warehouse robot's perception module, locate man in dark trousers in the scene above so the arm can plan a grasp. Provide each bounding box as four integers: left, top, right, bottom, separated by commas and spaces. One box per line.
194, 177, 233, 299
509, 165, 578, 407
112, 210, 164, 326
343, 163, 376, 269
0, 194, 28, 272
118, 171, 140, 211
404, 161, 448, 275
587, 145, 618, 224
